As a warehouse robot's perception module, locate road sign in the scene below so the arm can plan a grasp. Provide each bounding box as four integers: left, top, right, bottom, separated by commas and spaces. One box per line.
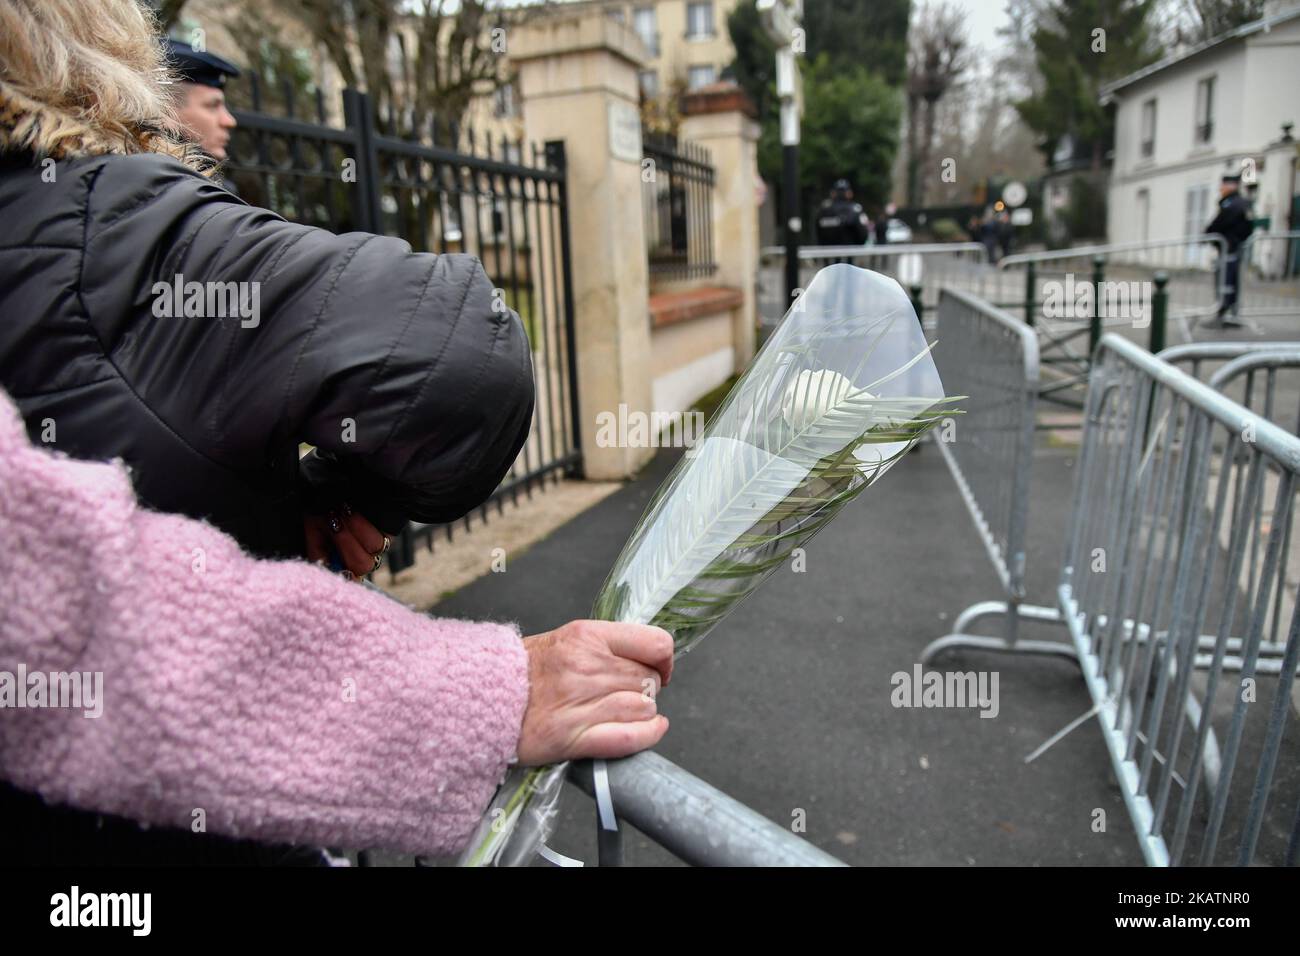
1003, 180, 1028, 208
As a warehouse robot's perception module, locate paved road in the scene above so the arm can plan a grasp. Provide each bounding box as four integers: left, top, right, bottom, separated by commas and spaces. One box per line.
431, 434, 1146, 866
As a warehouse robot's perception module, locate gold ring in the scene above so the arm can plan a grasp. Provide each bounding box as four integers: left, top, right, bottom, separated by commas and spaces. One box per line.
371, 552, 384, 572
381, 535, 391, 554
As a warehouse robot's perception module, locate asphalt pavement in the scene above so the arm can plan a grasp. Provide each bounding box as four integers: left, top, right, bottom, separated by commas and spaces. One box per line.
431, 433, 1147, 866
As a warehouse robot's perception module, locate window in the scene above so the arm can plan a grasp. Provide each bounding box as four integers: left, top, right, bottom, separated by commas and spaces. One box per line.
1183, 184, 1212, 266
1136, 188, 1150, 241
687, 64, 717, 90
633, 7, 659, 56
441, 195, 462, 244
493, 82, 518, 119
686, 1, 715, 38
1195, 76, 1215, 144
1140, 98, 1156, 158
639, 69, 660, 98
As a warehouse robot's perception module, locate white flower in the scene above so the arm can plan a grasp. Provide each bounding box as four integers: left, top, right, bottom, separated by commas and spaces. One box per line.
781, 368, 907, 476
781, 368, 862, 432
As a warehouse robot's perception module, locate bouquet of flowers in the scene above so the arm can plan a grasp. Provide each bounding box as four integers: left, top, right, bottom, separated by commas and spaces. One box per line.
459, 264, 958, 866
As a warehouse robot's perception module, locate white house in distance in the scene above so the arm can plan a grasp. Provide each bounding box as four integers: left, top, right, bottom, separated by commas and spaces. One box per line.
1101, 2, 1299, 270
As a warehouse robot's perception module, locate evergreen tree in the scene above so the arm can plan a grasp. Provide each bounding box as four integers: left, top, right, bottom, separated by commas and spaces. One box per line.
726, 0, 911, 214
1014, 0, 1163, 167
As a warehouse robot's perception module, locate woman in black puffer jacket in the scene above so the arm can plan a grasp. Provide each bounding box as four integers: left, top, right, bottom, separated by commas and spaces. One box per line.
0, 0, 535, 863
0, 13, 534, 562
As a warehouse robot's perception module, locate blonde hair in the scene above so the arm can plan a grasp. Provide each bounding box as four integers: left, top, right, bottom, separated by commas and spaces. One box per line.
0, 0, 210, 171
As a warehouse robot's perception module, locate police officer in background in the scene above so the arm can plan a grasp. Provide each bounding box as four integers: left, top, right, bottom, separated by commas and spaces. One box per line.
815, 179, 871, 247
1205, 172, 1255, 326
163, 37, 240, 164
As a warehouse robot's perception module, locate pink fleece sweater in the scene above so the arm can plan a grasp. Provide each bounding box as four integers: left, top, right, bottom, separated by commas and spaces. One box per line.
0, 389, 530, 856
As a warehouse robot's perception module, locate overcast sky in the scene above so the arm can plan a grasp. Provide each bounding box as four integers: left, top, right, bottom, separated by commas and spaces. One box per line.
948, 0, 1012, 55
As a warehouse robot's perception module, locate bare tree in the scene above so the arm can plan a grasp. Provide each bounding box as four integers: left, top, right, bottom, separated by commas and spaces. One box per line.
153, 0, 530, 138
1181, 0, 1265, 41
906, 2, 969, 207
278, 0, 529, 139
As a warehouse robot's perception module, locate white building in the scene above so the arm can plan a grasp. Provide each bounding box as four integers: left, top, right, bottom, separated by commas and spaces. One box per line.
1101, 3, 1300, 268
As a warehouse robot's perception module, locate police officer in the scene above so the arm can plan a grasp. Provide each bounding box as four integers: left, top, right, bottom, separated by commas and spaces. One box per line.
163, 37, 240, 163
1205, 172, 1255, 326
815, 179, 871, 248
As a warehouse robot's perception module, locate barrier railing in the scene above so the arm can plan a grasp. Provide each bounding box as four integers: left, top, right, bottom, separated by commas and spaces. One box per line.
998, 235, 1228, 324
927, 331, 1300, 865
759, 242, 991, 322
1238, 230, 1300, 320
1159, 344, 1300, 675
984, 238, 1226, 407
566, 753, 846, 866
388, 751, 845, 867
1160, 341, 1300, 431
919, 289, 1075, 662
1063, 335, 1300, 865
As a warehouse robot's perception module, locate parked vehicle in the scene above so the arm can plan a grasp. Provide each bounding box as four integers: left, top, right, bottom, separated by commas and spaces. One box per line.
884, 218, 914, 244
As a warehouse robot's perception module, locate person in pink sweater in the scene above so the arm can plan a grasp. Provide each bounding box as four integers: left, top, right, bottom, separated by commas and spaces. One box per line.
0, 387, 672, 860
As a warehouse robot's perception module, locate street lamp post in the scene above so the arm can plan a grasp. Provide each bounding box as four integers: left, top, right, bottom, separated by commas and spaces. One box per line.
758, 0, 803, 307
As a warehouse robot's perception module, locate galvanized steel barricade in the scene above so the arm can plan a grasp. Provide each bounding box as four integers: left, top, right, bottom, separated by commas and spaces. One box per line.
759, 243, 991, 328
1056, 335, 1298, 865
1238, 230, 1300, 320
918, 291, 1075, 662
1160, 342, 1300, 433
389, 752, 845, 867
566, 753, 845, 866
998, 235, 1229, 324
985, 236, 1229, 410
1160, 343, 1300, 678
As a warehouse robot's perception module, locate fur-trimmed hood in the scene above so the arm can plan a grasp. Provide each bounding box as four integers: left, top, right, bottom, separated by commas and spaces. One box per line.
0, 79, 212, 172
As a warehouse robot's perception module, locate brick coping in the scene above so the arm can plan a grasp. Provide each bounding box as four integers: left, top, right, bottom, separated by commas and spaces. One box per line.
649, 285, 744, 328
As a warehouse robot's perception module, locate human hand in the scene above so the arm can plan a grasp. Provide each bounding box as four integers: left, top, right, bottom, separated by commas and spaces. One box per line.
516, 620, 674, 766
304, 505, 390, 579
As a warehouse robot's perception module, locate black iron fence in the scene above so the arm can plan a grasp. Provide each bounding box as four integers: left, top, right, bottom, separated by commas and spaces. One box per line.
224, 83, 581, 575
641, 130, 717, 281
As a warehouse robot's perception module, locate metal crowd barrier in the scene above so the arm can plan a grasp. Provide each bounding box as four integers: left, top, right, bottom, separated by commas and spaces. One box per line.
1059, 335, 1300, 865
927, 331, 1300, 865
567, 753, 845, 866
388, 751, 845, 867
1160, 343, 1300, 676
1238, 230, 1300, 320
1160, 341, 1300, 431
759, 242, 991, 326
919, 290, 1076, 662
998, 234, 1228, 324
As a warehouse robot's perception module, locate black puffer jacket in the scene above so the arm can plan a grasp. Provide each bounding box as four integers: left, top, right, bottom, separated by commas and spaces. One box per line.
0, 150, 535, 559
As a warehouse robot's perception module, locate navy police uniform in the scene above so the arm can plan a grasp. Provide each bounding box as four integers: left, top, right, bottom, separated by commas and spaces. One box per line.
815, 180, 871, 247
1205, 174, 1255, 324
163, 37, 241, 90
